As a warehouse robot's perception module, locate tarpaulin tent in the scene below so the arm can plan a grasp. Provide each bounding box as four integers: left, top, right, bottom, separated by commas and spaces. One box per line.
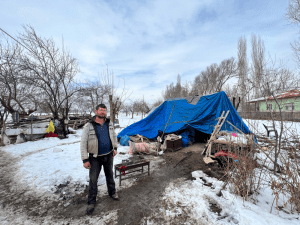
118, 91, 252, 146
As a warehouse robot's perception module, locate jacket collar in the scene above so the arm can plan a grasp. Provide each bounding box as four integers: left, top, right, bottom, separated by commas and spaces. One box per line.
91, 116, 111, 124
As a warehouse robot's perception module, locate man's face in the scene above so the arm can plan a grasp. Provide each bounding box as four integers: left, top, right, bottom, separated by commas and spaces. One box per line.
95, 107, 107, 118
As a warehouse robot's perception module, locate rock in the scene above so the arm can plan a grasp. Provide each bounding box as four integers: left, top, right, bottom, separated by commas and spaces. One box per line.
16, 133, 27, 144
1, 133, 11, 145
53, 148, 63, 152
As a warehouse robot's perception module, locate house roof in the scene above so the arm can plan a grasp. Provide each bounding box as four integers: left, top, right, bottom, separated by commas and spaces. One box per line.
248, 89, 300, 103
271, 89, 300, 99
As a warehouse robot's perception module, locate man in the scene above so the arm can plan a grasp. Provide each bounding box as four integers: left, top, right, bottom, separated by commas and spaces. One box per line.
80, 104, 119, 215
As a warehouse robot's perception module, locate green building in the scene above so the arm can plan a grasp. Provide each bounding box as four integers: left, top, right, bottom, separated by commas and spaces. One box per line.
248, 90, 300, 112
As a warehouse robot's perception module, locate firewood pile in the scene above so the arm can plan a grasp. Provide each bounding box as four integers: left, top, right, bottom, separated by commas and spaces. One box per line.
67, 114, 91, 130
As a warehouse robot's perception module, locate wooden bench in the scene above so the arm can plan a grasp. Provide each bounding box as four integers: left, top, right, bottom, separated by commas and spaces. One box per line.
263, 124, 278, 137
114, 160, 150, 186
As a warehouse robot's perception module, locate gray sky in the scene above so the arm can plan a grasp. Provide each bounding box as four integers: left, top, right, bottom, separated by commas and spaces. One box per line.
0, 0, 298, 103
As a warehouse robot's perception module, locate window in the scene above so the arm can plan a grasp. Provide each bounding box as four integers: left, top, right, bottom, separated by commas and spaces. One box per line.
285, 103, 294, 111
267, 104, 272, 110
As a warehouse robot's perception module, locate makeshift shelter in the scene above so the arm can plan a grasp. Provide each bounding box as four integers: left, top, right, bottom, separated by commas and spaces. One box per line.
118, 91, 252, 146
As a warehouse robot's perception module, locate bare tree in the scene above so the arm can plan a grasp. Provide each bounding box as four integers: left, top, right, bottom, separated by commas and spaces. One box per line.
191, 57, 236, 96
286, 1, 300, 68
18, 25, 80, 120
128, 100, 140, 119
181, 81, 191, 98
134, 98, 150, 118
151, 98, 164, 109
174, 74, 182, 97
78, 78, 111, 113
286, 0, 300, 24
122, 103, 130, 117
251, 34, 266, 98
99, 66, 132, 126
0, 38, 39, 115
162, 74, 190, 100
237, 36, 249, 110
0, 37, 42, 144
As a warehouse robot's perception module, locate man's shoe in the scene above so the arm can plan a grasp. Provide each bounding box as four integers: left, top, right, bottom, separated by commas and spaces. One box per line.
110, 193, 120, 201
86, 204, 95, 215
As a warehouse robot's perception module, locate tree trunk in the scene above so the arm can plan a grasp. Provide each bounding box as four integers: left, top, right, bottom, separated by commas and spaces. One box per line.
1, 122, 6, 146
109, 95, 115, 126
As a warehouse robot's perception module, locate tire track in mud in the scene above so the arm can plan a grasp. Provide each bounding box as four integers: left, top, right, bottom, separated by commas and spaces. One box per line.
0, 149, 62, 223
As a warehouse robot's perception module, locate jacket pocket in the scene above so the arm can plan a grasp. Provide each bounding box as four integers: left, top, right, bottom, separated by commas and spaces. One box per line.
88, 129, 96, 139
87, 129, 98, 154
87, 139, 98, 154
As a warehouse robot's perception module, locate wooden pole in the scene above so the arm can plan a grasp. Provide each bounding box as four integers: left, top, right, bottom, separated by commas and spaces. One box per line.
161, 102, 176, 141
30, 118, 33, 141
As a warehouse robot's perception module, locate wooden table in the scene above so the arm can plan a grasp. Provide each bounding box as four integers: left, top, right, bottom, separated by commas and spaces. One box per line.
114, 160, 150, 186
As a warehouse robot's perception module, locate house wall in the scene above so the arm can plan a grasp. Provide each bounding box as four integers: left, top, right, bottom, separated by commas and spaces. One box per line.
259, 97, 300, 112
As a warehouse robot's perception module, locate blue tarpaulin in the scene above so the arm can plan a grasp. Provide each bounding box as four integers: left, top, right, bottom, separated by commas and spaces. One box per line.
118, 92, 252, 143
120, 135, 130, 146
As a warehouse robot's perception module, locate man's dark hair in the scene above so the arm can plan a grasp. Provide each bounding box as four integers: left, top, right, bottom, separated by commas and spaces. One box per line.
96, 104, 107, 110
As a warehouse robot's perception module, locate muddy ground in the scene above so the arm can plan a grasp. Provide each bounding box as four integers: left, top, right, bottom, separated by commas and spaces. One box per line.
0, 143, 226, 224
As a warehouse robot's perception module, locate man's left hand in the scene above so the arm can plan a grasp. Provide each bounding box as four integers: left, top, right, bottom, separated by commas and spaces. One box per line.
113, 150, 117, 157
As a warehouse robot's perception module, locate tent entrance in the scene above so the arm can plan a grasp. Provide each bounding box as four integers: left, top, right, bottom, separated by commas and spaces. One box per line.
194, 130, 211, 143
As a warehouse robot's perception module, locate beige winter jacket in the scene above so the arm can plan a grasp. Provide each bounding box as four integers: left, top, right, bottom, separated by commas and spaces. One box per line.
80, 117, 118, 162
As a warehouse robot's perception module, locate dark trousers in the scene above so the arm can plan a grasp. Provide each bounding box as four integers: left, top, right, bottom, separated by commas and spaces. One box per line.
88, 152, 116, 205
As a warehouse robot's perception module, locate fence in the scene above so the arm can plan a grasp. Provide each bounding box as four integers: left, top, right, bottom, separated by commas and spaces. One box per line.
239, 111, 300, 122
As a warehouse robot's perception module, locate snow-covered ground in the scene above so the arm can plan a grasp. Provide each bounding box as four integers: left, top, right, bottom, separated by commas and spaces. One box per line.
148, 171, 299, 225
1, 114, 145, 197
243, 118, 300, 138
1, 114, 300, 224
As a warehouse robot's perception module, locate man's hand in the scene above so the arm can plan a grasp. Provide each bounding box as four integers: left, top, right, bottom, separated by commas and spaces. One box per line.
113, 150, 117, 157
83, 162, 91, 169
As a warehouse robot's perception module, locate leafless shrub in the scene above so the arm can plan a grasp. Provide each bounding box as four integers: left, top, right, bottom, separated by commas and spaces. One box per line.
269, 134, 300, 212
245, 116, 300, 213
221, 140, 262, 201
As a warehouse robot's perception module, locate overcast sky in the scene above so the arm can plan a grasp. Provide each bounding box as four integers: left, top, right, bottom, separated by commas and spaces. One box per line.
0, 0, 298, 103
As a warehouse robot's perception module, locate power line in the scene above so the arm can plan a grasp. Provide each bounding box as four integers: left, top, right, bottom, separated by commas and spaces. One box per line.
0, 27, 33, 53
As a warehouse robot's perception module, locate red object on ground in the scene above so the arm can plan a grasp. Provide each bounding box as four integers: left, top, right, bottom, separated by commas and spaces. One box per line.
45, 131, 58, 138
214, 150, 239, 159
214, 150, 248, 162
120, 166, 127, 176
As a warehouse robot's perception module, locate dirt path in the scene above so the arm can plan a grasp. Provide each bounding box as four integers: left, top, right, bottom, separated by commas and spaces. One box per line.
0, 143, 225, 224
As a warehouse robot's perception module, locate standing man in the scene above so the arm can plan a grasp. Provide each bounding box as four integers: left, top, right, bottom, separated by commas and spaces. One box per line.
80, 104, 119, 215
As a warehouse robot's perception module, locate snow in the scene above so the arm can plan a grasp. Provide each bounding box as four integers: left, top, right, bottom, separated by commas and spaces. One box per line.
2, 132, 132, 195
243, 118, 300, 137
160, 171, 299, 225
1, 114, 144, 196
1, 114, 300, 224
